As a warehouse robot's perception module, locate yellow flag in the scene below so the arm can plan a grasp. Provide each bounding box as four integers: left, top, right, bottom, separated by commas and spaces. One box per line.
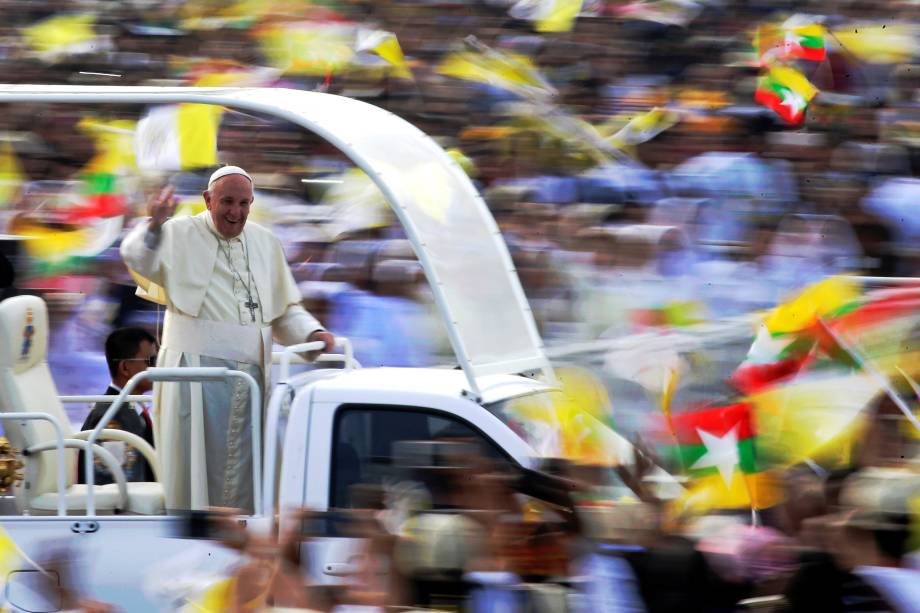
896, 368, 920, 440
0, 527, 21, 582
832, 25, 917, 64
536, 0, 583, 33
768, 65, 819, 102
676, 471, 784, 513
437, 50, 553, 96
0, 139, 24, 207
78, 118, 137, 174
181, 578, 234, 613
750, 372, 879, 468
609, 107, 681, 148
135, 104, 220, 171
357, 30, 413, 80
21, 14, 96, 57
506, 367, 625, 465
764, 276, 860, 335
177, 104, 220, 169
255, 23, 354, 76
661, 367, 678, 434
10, 219, 89, 262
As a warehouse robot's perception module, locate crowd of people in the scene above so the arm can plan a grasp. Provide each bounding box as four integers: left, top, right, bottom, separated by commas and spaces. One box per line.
59, 433, 917, 612
0, 0, 918, 610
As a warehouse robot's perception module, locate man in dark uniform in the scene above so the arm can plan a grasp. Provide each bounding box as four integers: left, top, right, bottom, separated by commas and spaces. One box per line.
78, 328, 157, 484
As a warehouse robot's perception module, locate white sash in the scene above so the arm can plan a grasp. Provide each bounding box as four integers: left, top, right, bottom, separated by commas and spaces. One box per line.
161, 310, 270, 367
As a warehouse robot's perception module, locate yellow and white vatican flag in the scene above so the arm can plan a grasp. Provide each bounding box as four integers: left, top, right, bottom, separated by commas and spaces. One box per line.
508, 0, 583, 32
355, 29, 413, 79
134, 104, 221, 171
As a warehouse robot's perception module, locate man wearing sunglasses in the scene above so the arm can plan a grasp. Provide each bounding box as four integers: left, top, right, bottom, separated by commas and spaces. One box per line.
78, 327, 158, 485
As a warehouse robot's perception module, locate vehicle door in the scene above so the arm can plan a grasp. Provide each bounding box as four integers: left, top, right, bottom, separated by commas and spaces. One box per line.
297, 402, 517, 586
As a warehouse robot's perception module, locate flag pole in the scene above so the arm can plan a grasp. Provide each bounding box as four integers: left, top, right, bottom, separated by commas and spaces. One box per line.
660, 367, 686, 473
740, 471, 761, 527
817, 317, 920, 434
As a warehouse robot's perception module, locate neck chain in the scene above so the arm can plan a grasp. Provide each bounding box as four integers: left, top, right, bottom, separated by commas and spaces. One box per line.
218, 236, 259, 323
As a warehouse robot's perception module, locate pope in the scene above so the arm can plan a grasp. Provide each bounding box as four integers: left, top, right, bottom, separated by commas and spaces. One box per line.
121, 166, 334, 512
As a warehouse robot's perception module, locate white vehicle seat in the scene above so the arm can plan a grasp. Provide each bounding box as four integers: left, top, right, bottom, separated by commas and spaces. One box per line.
0, 295, 165, 515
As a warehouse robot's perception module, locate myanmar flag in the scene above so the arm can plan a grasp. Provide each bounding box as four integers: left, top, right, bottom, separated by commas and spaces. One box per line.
755, 22, 826, 64
64, 172, 127, 223
785, 24, 826, 61
668, 403, 757, 479
754, 66, 818, 125
666, 402, 783, 511
731, 276, 861, 393
63, 118, 135, 223
827, 286, 920, 381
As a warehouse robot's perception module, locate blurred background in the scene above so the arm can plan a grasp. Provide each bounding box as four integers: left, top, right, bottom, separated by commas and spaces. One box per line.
1, 2, 920, 611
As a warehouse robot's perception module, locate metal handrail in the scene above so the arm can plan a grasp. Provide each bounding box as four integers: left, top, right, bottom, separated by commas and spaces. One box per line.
262, 383, 293, 521
277, 337, 357, 381
59, 395, 151, 405
83, 367, 263, 517
0, 413, 67, 516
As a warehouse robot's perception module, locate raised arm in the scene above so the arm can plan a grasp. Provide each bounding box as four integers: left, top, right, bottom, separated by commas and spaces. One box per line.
119, 186, 177, 285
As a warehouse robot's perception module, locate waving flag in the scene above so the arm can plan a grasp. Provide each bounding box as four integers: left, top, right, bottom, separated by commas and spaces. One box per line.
731, 278, 920, 471
751, 371, 880, 469
254, 21, 355, 76
135, 104, 221, 171
608, 107, 681, 149
755, 65, 819, 125
756, 20, 827, 64
20, 14, 103, 61
509, 0, 583, 33
0, 139, 24, 208
504, 367, 630, 466
784, 23, 827, 61
355, 29, 413, 79
731, 277, 859, 393
0, 528, 20, 589
180, 577, 234, 613
437, 49, 555, 99
666, 403, 783, 511
67, 118, 135, 222
832, 24, 917, 65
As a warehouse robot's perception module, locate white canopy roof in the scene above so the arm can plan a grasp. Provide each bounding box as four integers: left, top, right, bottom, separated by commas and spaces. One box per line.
0, 85, 552, 396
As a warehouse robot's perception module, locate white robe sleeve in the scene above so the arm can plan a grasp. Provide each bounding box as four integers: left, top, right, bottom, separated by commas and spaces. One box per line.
120, 219, 166, 286
271, 304, 324, 346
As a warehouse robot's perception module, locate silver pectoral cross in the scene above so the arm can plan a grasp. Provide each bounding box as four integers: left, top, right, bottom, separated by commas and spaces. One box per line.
244, 299, 259, 323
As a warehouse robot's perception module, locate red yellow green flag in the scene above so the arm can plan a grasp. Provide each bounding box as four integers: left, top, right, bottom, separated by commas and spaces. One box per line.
665, 402, 784, 511
731, 277, 860, 393
754, 66, 819, 125
667, 403, 758, 479
784, 24, 826, 61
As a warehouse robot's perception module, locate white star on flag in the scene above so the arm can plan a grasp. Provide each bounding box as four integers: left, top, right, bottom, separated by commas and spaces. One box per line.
784, 31, 805, 49
690, 424, 740, 486
779, 88, 806, 117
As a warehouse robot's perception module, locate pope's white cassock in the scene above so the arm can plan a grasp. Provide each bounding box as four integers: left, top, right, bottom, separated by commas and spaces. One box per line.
120, 210, 322, 513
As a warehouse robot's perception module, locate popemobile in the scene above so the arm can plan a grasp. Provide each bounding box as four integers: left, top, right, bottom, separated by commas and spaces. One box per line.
0, 85, 678, 612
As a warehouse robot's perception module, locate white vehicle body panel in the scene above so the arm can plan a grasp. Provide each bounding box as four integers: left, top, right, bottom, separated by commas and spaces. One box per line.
0, 517, 238, 612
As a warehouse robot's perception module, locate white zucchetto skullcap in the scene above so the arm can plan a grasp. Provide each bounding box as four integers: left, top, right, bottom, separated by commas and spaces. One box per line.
208, 166, 253, 189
